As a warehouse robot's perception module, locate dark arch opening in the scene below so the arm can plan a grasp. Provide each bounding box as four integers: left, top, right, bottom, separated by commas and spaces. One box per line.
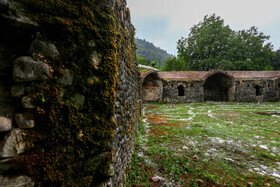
178, 85, 184, 96
203, 73, 233, 101
142, 72, 161, 102
254, 85, 262, 96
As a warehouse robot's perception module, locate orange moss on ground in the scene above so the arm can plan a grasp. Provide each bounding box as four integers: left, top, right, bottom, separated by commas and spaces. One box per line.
147, 114, 167, 123
147, 105, 158, 109
146, 114, 181, 138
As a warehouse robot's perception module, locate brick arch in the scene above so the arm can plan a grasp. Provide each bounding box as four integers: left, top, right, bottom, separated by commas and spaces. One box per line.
203, 71, 234, 101
142, 71, 162, 102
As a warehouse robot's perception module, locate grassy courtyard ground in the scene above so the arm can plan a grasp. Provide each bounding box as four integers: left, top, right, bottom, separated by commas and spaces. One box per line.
127, 102, 280, 186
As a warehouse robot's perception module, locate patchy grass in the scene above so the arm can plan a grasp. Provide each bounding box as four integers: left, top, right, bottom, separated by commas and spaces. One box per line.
127, 102, 280, 186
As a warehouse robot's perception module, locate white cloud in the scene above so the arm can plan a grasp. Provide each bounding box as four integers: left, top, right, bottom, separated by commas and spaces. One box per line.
127, 0, 280, 53
128, 0, 280, 29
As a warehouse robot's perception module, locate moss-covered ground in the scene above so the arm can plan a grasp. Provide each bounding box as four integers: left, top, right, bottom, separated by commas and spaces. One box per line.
127, 102, 280, 186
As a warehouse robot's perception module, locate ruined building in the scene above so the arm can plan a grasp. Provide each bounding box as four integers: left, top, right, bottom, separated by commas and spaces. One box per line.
0, 0, 141, 186
142, 70, 280, 103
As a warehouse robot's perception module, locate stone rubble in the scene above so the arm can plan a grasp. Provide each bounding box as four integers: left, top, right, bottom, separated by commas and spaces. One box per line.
0, 116, 12, 132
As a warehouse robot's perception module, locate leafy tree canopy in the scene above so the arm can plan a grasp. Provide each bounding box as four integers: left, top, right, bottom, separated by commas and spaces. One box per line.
177, 14, 274, 71
270, 49, 280, 70
136, 56, 151, 66
161, 57, 186, 71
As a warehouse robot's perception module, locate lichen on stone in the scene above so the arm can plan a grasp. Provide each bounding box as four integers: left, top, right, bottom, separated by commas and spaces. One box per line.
16, 0, 119, 186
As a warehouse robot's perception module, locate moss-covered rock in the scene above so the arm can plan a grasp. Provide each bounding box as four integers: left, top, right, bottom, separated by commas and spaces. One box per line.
14, 0, 120, 186
0, 0, 140, 186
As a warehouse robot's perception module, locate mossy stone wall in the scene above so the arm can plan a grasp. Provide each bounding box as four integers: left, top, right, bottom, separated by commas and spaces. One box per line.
0, 0, 141, 186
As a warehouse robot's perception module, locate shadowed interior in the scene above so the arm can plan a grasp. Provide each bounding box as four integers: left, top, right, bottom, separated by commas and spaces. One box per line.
204, 73, 233, 101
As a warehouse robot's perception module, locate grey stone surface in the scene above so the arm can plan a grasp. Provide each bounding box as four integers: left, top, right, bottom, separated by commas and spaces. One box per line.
15, 113, 35, 129
108, 164, 115, 177
87, 40, 96, 47
89, 51, 102, 70
10, 84, 25, 97
73, 93, 85, 108
1, 0, 38, 27
0, 116, 12, 132
0, 158, 15, 173
162, 81, 204, 103
235, 80, 278, 102
0, 175, 34, 187
0, 0, 9, 8
13, 56, 50, 82
57, 69, 73, 85
0, 0, 141, 186
144, 72, 280, 103
29, 39, 59, 59
0, 128, 25, 158
22, 96, 35, 109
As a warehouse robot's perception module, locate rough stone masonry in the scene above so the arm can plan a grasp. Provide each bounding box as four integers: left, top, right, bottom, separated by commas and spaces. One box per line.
0, 0, 141, 186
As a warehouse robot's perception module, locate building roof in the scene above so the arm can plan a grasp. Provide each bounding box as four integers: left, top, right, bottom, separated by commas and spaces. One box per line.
154, 71, 280, 82
158, 71, 208, 81
227, 71, 280, 80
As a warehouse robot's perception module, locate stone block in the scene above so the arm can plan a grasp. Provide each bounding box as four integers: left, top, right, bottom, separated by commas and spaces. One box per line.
0, 116, 12, 132
0, 175, 34, 187
0, 128, 26, 158
1, 0, 38, 27
57, 69, 73, 85
29, 39, 59, 59
87, 40, 96, 47
15, 113, 34, 129
13, 56, 50, 82
0, 0, 9, 9
89, 51, 102, 70
10, 84, 25, 97
22, 96, 35, 109
0, 158, 15, 173
73, 93, 85, 108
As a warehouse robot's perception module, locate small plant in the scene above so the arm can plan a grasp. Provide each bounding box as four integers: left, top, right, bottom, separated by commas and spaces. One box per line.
127, 103, 280, 186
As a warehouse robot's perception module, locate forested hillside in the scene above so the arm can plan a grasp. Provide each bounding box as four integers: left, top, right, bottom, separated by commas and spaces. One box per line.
135, 38, 172, 67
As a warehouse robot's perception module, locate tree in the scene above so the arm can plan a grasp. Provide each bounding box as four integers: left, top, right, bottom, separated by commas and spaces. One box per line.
270, 49, 280, 70
151, 61, 159, 69
136, 56, 151, 66
227, 26, 273, 70
161, 57, 185, 71
177, 14, 233, 70
177, 14, 273, 71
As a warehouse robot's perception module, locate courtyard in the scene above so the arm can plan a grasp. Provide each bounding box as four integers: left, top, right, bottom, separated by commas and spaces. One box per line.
127, 102, 280, 186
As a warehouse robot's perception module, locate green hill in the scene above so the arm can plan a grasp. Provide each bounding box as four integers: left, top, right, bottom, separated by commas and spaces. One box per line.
135, 38, 172, 67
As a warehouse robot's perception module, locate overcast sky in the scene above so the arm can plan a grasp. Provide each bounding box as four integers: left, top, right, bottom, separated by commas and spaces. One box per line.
126, 0, 280, 55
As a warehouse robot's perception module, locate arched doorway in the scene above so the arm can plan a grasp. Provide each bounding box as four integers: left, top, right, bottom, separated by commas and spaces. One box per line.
142, 72, 162, 102
254, 85, 262, 96
178, 85, 185, 96
203, 72, 233, 101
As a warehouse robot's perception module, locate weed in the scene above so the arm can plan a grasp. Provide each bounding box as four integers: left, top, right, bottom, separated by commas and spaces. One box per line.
127, 103, 280, 186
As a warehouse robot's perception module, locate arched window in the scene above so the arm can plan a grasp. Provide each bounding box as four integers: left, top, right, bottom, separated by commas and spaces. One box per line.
178, 85, 184, 96
254, 85, 262, 96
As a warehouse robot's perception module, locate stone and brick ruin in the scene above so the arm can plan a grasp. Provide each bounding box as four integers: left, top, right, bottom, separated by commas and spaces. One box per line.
1, 0, 280, 186
0, 0, 141, 186
142, 70, 280, 103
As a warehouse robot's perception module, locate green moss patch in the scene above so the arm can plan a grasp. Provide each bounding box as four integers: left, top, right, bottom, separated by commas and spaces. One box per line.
16, 0, 120, 186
